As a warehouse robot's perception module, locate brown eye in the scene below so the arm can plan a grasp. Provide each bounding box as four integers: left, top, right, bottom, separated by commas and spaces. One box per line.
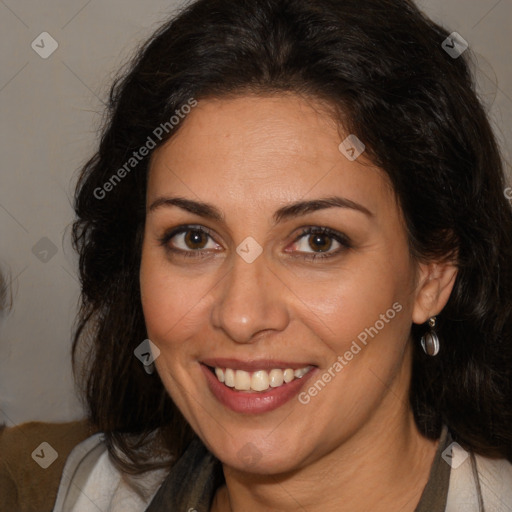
184, 229, 209, 249
160, 225, 221, 256
288, 226, 351, 260
308, 233, 333, 252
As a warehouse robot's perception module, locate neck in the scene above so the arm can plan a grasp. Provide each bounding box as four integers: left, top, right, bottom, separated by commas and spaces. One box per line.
212, 407, 439, 512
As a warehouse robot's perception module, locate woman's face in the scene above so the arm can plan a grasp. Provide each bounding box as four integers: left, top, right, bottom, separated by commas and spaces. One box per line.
140, 94, 436, 474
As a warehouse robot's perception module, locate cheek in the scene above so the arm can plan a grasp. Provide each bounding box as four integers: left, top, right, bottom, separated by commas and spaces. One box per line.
139, 249, 208, 349
286, 251, 413, 355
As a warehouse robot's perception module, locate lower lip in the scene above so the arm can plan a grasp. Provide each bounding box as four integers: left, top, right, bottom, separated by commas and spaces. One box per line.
201, 364, 317, 414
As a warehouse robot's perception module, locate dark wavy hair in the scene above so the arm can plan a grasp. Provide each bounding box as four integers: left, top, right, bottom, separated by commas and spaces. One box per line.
71, 0, 512, 474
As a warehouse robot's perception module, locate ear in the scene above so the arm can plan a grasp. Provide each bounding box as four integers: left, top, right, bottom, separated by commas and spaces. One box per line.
412, 260, 458, 325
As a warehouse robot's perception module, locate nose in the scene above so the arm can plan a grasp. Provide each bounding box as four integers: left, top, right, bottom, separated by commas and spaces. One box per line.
210, 251, 290, 344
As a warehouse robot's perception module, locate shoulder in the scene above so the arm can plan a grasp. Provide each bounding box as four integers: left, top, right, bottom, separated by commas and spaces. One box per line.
475, 452, 512, 507
53, 431, 170, 512
0, 420, 94, 512
446, 443, 512, 511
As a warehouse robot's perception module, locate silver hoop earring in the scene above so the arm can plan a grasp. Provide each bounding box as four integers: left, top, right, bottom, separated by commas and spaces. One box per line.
420, 317, 440, 356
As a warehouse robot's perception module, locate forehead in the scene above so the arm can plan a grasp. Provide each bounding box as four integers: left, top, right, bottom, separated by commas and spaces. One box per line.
147, 94, 394, 216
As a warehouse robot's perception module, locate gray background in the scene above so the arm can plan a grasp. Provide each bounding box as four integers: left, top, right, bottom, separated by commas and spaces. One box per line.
1, 0, 511, 428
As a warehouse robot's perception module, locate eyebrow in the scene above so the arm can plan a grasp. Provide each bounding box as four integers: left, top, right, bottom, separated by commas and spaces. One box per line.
148, 195, 373, 223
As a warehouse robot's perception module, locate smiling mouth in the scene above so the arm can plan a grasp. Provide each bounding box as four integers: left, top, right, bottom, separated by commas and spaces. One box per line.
205, 365, 314, 393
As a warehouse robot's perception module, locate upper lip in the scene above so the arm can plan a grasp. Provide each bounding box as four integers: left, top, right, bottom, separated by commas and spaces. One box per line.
201, 358, 315, 372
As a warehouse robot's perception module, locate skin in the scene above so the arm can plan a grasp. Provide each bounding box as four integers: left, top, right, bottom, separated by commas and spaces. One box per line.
139, 94, 458, 512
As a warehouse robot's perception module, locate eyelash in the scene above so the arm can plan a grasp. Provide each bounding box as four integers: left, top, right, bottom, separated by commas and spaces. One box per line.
158, 225, 217, 259
158, 225, 352, 261
290, 226, 351, 260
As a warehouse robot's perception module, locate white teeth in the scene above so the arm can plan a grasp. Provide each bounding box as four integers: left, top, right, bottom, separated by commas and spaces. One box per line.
224, 368, 235, 387
251, 370, 269, 391
212, 365, 312, 392
283, 368, 294, 383
234, 370, 251, 391
269, 369, 284, 388
294, 367, 309, 378
215, 367, 225, 383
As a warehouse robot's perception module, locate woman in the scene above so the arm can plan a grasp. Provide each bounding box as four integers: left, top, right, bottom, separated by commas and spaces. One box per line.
53, 0, 512, 510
